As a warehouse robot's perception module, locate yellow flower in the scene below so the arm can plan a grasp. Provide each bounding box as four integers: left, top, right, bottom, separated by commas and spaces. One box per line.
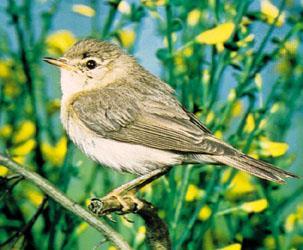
231, 101, 243, 117
174, 54, 186, 73
141, 0, 167, 8
236, 34, 255, 47
241, 16, 252, 26
284, 203, 303, 232
13, 155, 26, 165
174, 54, 183, 66
218, 243, 242, 250
285, 213, 296, 232
224, 3, 236, 17
135, 226, 146, 244
46, 30, 76, 55
228, 88, 236, 101
260, 119, 267, 129
185, 184, 204, 202
11, 139, 36, 156
118, 1, 131, 15
241, 199, 268, 213
196, 22, 235, 45
0, 124, 13, 139
259, 136, 288, 157
260, 0, 285, 27
264, 236, 275, 250
26, 190, 44, 207
255, 73, 263, 90
270, 102, 281, 113
163, 33, 177, 47
198, 205, 212, 221
41, 136, 67, 166
85, 198, 91, 207
244, 114, 255, 133
205, 111, 215, 125
248, 149, 260, 160
118, 29, 136, 49
280, 39, 299, 56
0, 166, 9, 176
108, 247, 118, 250
76, 222, 89, 235
149, 10, 161, 19
72, 4, 95, 17
187, 9, 202, 26
276, 59, 291, 75
202, 69, 210, 85
222, 170, 256, 196
13, 120, 36, 144
214, 130, 223, 139
216, 43, 225, 53
183, 47, 193, 57
0, 59, 12, 78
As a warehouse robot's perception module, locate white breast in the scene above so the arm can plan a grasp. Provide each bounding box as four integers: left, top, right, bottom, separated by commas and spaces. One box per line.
60, 99, 183, 175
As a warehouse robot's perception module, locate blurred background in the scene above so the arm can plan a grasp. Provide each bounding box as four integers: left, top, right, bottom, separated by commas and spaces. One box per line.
0, 0, 303, 249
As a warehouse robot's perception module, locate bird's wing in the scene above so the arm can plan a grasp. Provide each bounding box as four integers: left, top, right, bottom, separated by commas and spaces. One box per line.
71, 84, 236, 155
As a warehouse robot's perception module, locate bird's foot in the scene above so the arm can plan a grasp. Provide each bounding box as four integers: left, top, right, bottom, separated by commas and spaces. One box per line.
100, 191, 145, 214
88, 168, 170, 216
89, 191, 145, 216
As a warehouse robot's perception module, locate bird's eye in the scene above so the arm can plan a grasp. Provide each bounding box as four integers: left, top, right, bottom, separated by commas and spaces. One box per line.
86, 60, 97, 70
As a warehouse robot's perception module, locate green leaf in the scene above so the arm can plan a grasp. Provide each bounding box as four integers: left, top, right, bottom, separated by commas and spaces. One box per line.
156, 48, 170, 61
171, 18, 183, 32
131, 5, 146, 22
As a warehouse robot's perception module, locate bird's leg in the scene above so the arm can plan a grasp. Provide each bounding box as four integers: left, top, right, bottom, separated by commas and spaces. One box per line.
108, 167, 170, 196
89, 167, 170, 215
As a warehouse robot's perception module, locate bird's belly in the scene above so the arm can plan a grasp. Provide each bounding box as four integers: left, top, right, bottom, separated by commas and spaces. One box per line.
64, 115, 183, 175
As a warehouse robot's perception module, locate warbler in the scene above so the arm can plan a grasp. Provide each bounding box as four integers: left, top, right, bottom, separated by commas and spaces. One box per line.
44, 38, 297, 184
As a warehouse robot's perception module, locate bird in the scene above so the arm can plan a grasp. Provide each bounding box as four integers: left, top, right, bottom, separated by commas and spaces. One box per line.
43, 38, 297, 204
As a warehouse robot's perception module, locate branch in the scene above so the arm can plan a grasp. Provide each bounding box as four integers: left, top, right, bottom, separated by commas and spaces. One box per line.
89, 196, 171, 250
0, 153, 132, 250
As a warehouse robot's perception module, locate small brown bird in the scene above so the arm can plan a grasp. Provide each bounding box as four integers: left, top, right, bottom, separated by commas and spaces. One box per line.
44, 38, 297, 190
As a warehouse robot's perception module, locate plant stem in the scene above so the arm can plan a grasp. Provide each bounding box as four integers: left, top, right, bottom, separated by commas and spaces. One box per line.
0, 153, 132, 250
165, 3, 175, 87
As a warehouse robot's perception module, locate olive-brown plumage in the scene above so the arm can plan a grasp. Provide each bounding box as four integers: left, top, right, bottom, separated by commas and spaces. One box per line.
44, 39, 298, 183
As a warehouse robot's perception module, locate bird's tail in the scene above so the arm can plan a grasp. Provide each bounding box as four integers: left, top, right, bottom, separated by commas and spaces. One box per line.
212, 154, 298, 183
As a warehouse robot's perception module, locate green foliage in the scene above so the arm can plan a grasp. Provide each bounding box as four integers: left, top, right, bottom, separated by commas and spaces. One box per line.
0, 0, 303, 249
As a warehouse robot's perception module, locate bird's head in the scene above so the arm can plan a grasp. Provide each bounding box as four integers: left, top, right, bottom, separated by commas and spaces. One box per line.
44, 39, 134, 98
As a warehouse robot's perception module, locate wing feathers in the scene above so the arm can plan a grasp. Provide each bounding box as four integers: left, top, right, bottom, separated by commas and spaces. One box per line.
212, 154, 298, 183
70, 82, 297, 183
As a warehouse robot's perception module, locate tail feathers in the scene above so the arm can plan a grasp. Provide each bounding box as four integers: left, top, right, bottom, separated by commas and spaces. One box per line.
213, 154, 298, 184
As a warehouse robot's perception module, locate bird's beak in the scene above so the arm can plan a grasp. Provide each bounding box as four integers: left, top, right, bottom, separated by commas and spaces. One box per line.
43, 57, 75, 71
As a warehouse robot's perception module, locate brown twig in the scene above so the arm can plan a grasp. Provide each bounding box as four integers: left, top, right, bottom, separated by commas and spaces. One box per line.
0, 153, 132, 250
89, 196, 171, 250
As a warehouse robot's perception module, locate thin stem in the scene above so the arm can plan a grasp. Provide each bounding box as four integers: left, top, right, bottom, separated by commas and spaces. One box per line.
0, 198, 47, 248
7, 0, 46, 175
0, 153, 132, 250
171, 165, 192, 241
101, 1, 121, 39
175, 169, 219, 249
165, 3, 175, 87
215, 206, 241, 217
